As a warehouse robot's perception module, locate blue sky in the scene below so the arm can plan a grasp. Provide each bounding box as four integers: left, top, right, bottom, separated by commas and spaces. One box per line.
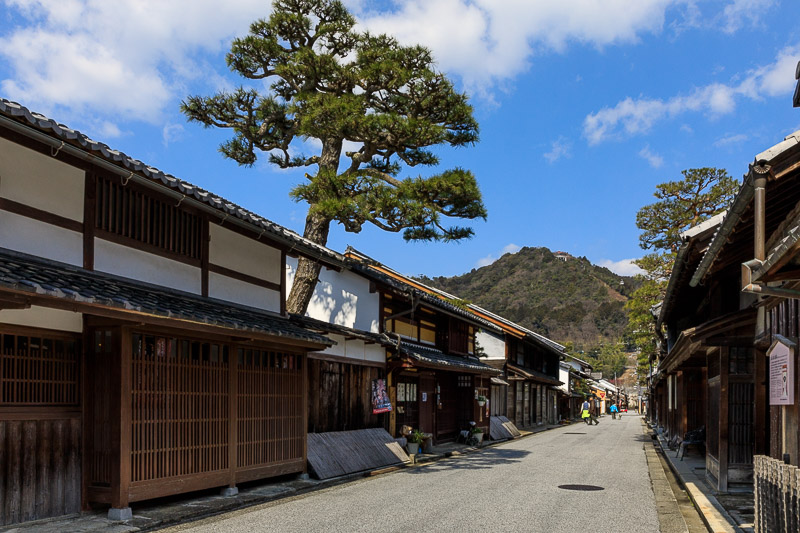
1, 0, 799, 278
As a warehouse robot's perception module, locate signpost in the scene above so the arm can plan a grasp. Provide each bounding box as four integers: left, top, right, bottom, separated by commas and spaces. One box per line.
769, 336, 795, 406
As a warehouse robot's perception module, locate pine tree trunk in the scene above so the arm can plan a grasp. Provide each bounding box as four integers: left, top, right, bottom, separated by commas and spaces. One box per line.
286, 137, 341, 315
286, 212, 331, 314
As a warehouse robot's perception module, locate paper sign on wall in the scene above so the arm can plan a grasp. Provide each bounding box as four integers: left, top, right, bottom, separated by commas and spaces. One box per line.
769, 336, 796, 406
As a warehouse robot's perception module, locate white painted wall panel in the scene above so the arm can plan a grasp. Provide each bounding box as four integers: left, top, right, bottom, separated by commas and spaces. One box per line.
94, 238, 202, 294
317, 334, 386, 364
208, 271, 280, 312
0, 136, 84, 221
0, 210, 83, 266
477, 330, 506, 360
286, 257, 380, 333
208, 224, 281, 284
0, 306, 83, 333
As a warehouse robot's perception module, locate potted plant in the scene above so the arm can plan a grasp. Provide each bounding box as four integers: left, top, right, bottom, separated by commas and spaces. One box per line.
476, 395, 487, 407
406, 429, 424, 455
469, 426, 484, 445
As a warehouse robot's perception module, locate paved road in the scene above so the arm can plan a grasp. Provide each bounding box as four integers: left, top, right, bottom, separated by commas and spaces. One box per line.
165, 415, 660, 533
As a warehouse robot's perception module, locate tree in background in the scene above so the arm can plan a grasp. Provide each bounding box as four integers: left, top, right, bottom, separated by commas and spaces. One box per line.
625, 168, 739, 380
182, 0, 486, 314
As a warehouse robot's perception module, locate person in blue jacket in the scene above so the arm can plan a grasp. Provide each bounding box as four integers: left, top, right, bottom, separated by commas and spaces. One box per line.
610, 402, 619, 420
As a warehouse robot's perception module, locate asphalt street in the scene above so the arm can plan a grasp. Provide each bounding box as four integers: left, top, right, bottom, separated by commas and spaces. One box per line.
165, 414, 660, 533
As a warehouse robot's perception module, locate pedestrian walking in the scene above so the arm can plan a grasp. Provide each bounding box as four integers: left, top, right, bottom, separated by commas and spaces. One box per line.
581, 399, 591, 425
610, 403, 619, 420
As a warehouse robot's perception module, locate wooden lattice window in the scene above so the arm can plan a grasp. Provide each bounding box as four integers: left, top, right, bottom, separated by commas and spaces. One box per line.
0, 331, 80, 406
95, 175, 203, 261
237, 348, 303, 469
131, 333, 230, 483
457, 375, 472, 388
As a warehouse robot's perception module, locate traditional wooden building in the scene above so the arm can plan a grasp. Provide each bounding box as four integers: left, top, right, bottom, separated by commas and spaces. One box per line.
654, 128, 800, 490
0, 99, 343, 525
344, 248, 502, 442
286, 258, 390, 434
471, 306, 563, 428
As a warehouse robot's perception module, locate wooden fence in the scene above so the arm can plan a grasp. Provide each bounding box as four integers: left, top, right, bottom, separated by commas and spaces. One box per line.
754, 455, 800, 532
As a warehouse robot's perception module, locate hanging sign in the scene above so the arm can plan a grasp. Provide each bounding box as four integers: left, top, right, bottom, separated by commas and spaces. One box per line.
371, 379, 393, 414
769, 336, 796, 406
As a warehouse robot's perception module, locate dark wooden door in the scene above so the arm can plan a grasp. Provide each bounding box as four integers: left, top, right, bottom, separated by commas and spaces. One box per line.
419, 373, 435, 435
435, 374, 458, 441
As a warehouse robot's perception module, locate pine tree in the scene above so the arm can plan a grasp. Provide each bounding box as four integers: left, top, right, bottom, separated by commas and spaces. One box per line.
625, 168, 739, 380
182, 0, 486, 314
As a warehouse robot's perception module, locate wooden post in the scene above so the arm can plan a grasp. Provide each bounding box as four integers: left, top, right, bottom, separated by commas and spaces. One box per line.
387, 371, 396, 437
110, 326, 132, 513
83, 173, 96, 270
301, 353, 308, 474
720, 347, 730, 492
228, 343, 237, 486
755, 349, 768, 456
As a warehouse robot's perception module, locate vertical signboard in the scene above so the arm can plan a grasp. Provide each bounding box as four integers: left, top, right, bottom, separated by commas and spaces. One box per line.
769, 336, 795, 406
371, 378, 393, 414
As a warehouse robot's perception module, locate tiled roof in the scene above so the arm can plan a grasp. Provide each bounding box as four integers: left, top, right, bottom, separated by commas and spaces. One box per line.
0, 99, 344, 266
0, 248, 332, 346
398, 343, 501, 374
346, 260, 501, 332
506, 362, 562, 385
343, 247, 564, 354
290, 314, 389, 345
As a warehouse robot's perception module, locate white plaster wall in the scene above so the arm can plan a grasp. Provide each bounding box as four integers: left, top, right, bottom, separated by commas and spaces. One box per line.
558, 366, 570, 394
0, 210, 83, 266
286, 257, 380, 333
317, 333, 386, 364
94, 238, 202, 294
0, 137, 84, 221
0, 306, 83, 333
209, 224, 281, 284
209, 271, 280, 312
477, 329, 505, 360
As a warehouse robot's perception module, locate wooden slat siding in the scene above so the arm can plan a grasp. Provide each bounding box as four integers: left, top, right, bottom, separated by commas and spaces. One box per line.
307, 359, 385, 433
95, 175, 202, 263
306, 429, 408, 480
0, 418, 81, 526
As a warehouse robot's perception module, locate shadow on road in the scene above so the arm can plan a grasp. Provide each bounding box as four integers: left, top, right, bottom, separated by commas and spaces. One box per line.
405, 446, 531, 474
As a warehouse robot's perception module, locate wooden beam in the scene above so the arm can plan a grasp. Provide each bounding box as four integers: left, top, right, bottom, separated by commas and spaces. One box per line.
704, 336, 755, 347
84, 172, 96, 270
719, 347, 729, 493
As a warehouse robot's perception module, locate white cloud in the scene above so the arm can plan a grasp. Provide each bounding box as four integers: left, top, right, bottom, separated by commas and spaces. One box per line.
162, 123, 184, 146
0, 0, 266, 127
475, 242, 522, 268
355, 0, 676, 96
544, 137, 572, 163
713, 133, 748, 148
638, 145, 664, 168
584, 43, 800, 144
721, 0, 776, 34
598, 258, 644, 276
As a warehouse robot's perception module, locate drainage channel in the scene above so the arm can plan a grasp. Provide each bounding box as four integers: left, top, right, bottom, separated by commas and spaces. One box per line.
558, 484, 604, 491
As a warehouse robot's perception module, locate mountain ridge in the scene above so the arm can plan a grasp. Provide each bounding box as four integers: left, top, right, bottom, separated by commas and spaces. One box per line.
415, 246, 640, 347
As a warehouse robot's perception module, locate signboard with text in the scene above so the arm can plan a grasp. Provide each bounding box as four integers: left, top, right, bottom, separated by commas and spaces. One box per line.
769, 337, 795, 406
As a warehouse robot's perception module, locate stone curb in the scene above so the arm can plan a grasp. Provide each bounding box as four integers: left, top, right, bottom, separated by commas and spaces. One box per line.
649, 423, 742, 533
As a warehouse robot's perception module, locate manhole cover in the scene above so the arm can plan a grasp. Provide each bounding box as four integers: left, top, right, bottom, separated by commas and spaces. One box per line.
558, 484, 604, 491
564, 432, 587, 435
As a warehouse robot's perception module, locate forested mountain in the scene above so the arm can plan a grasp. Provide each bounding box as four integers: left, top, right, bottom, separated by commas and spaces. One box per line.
416, 247, 641, 347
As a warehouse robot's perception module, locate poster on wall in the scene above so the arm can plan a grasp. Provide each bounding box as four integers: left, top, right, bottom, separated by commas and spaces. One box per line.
769, 336, 796, 406
372, 379, 393, 414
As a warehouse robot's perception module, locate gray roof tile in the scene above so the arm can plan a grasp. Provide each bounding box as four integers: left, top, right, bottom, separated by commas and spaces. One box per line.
0, 248, 332, 346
